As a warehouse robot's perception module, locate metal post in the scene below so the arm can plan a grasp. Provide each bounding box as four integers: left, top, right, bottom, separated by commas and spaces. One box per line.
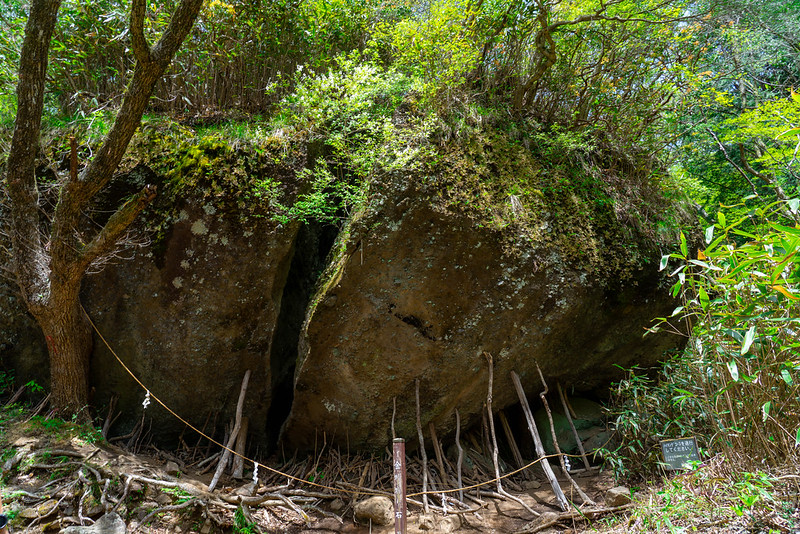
392, 438, 407, 534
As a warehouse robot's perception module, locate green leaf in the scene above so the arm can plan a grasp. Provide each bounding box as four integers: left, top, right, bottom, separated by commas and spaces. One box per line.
776, 127, 800, 139
704, 225, 714, 244
727, 360, 740, 382
680, 231, 688, 257
659, 254, 670, 272
781, 369, 794, 386
671, 281, 681, 297
741, 326, 756, 355
770, 222, 800, 236
718, 211, 726, 227
698, 287, 710, 310
762, 401, 771, 422
789, 198, 800, 214
796, 427, 800, 447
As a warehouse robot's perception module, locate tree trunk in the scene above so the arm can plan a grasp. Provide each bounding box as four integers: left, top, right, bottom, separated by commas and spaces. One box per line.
38, 290, 93, 416
5, 0, 203, 417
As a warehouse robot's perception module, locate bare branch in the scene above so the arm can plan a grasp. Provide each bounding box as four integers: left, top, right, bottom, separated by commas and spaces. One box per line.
705, 128, 758, 195
77, 185, 156, 272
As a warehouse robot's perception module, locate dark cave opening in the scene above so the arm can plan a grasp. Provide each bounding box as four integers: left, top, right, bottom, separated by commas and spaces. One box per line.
264, 222, 338, 451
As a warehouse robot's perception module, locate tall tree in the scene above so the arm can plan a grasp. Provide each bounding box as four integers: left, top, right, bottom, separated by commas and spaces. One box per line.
4, 0, 203, 415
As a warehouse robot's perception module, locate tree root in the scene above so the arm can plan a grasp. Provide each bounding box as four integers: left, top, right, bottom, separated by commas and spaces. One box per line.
512, 504, 636, 534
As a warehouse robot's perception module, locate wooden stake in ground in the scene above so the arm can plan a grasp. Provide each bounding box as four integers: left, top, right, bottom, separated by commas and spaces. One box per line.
232, 416, 249, 479
428, 422, 450, 488
499, 410, 531, 481
208, 370, 251, 492
415, 379, 431, 514
485, 354, 538, 516
455, 409, 465, 503
535, 364, 594, 505
415, 378, 431, 514
511, 371, 569, 512
557, 382, 591, 471
393, 438, 408, 534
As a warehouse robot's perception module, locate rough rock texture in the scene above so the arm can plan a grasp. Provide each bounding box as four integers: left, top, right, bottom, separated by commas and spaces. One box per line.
605, 486, 633, 507
353, 496, 394, 526
282, 175, 682, 451
61, 513, 126, 534
1, 131, 684, 453
0, 279, 48, 389
85, 201, 298, 442
0, 134, 308, 444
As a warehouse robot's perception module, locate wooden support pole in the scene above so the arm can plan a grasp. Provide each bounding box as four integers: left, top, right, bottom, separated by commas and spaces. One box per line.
511, 371, 570, 512
415, 379, 430, 514
208, 370, 251, 492
557, 382, 592, 471
455, 409, 464, 503
232, 416, 249, 479
429, 422, 449, 488
535, 365, 595, 505
393, 438, 407, 534
486, 354, 538, 516
499, 410, 531, 480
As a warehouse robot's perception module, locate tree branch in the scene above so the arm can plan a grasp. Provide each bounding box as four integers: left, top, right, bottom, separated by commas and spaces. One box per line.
151, 0, 204, 65
76, 185, 157, 271
4, 0, 62, 307
129, 0, 152, 64
50, 0, 202, 274
705, 128, 758, 195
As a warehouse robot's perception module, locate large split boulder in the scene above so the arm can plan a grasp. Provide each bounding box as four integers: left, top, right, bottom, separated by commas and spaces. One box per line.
1, 126, 685, 452
281, 164, 682, 450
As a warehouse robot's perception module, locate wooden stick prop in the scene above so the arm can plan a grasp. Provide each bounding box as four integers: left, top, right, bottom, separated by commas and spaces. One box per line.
499, 410, 531, 481
208, 370, 251, 492
485, 354, 538, 516
511, 371, 569, 512
536, 364, 594, 505
428, 422, 450, 488
557, 382, 591, 471
415, 379, 430, 514
232, 416, 249, 479
455, 409, 465, 503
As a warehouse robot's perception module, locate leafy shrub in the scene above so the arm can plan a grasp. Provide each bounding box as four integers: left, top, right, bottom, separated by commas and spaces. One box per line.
279, 54, 412, 223
657, 197, 800, 466
609, 196, 800, 481
377, 0, 479, 108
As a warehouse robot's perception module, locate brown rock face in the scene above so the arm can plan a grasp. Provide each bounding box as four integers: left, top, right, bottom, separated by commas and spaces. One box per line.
281, 177, 681, 451
84, 201, 298, 442
1, 135, 683, 453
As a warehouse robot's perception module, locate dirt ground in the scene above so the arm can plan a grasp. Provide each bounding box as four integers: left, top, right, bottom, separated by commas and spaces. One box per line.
1, 428, 629, 534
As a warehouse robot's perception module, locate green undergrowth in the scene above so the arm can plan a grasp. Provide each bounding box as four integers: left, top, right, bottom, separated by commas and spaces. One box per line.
22, 56, 686, 283
596, 458, 800, 533
600, 196, 800, 532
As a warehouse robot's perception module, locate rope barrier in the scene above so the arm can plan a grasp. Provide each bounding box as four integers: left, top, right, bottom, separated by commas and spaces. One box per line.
82, 306, 594, 500
82, 306, 368, 496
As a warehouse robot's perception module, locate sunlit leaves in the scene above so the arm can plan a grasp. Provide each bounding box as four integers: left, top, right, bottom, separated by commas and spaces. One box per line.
655, 197, 800, 467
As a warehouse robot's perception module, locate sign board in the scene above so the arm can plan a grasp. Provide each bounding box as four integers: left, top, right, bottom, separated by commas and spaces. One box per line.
660, 437, 700, 470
